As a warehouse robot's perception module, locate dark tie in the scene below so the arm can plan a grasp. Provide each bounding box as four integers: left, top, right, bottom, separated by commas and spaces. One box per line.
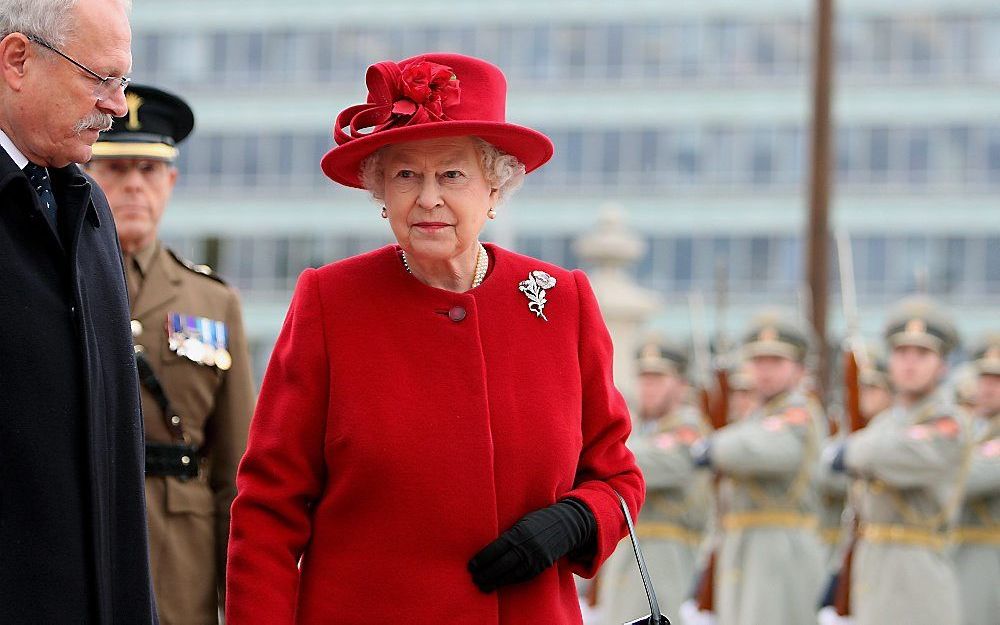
24, 162, 58, 223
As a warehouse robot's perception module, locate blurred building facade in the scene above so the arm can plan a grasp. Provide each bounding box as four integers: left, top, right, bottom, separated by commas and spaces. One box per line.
128, 0, 1000, 380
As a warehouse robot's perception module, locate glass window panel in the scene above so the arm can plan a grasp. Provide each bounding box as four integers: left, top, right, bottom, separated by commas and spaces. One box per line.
749, 236, 770, 282
674, 237, 693, 286
869, 127, 890, 181
907, 128, 930, 184
640, 129, 659, 176
602, 130, 621, 185
985, 237, 1000, 291
988, 128, 1000, 185
863, 236, 887, 285
606, 23, 624, 79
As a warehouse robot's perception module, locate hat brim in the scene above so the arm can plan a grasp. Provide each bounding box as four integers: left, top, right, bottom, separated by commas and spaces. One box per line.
743, 341, 804, 362
320, 121, 554, 189
637, 358, 683, 377
91, 141, 178, 161
888, 332, 946, 355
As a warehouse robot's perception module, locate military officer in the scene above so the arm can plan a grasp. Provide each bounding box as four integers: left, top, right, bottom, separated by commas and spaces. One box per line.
86, 85, 256, 625
830, 296, 967, 625
692, 310, 826, 625
953, 333, 1000, 625
597, 335, 709, 623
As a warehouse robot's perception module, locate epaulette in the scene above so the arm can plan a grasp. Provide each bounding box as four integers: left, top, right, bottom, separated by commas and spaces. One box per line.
167, 248, 227, 285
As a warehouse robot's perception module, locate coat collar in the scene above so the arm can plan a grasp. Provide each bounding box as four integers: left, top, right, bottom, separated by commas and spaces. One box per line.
130, 241, 181, 318
0, 148, 101, 231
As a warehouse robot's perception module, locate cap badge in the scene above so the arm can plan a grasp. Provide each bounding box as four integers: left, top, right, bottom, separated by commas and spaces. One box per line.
905, 318, 926, 334
641, 344, 661, 360
126, 92, 144, 130
759, 327, 779, 342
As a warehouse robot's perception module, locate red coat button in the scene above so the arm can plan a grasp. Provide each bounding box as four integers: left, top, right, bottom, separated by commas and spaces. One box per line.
448, 306, 467, 322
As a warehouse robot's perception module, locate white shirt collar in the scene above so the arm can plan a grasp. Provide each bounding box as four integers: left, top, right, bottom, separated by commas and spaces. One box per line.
0, 127, 30, 170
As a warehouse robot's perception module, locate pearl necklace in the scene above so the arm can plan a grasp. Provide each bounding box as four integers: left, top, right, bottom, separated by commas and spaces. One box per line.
401, 243, 489, 289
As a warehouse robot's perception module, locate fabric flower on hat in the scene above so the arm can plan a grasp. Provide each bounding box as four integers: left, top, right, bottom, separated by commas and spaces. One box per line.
334, 59, 461, 146
399, 61, 459, 117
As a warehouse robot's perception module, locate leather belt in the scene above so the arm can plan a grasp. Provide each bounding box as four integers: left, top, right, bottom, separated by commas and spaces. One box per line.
861, 524, 948, 550
145, 442, 200, 480
953, 526, 1000, 546
722, 510, 819, 531
636, 522, 702, 545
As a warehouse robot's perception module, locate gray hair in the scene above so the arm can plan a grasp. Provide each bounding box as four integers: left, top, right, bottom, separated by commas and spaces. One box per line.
0, 0, 131, 48
360, 136, 526, 206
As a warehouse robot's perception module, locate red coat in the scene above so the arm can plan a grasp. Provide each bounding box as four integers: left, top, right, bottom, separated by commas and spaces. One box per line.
226, 243, 644, 624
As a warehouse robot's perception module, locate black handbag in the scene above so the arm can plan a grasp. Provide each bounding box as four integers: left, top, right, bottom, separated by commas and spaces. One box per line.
614, 492, 671, 625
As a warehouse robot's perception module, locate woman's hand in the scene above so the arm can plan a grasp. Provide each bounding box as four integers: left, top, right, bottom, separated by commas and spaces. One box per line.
467, 499, 595, 592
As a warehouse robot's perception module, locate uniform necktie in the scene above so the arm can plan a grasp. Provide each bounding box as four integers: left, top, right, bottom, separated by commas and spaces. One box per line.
23, 162, 58, 223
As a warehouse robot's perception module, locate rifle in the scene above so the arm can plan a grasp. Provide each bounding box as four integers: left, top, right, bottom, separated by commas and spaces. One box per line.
688, 278, 732, 613
829, 227, 867, 616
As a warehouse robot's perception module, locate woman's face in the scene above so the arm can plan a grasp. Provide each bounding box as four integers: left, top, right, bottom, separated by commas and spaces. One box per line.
381, 136, 497, 264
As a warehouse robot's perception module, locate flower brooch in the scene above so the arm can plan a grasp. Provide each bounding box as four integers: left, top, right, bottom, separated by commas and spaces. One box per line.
518, 271, 557, 321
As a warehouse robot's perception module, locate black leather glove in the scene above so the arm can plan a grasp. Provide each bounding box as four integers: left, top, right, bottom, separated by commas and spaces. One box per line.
468, 498, 595, 593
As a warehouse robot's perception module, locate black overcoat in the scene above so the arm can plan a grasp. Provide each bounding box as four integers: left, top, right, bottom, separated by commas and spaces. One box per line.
0, 150, 157, 623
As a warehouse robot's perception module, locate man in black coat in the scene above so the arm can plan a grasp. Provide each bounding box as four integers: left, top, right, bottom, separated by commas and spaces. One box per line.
0, 0, 158, 622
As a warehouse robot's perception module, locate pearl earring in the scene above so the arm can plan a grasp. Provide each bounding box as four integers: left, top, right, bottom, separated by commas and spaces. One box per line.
487, 208, 496, 220
381, 207, 388, 219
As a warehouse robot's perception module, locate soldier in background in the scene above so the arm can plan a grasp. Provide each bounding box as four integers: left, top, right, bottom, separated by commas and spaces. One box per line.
829, 296, 967, 625
857, 345, 893, 425
87, 85, 255, 625
953, 333, 1000, 625
817, 342, 893, 560
597, 336, 709, 623
692, 310, 826, 625
727, 362, 758, 422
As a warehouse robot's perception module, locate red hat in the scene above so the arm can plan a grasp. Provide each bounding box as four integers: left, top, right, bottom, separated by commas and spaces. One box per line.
321, 53, 554, 189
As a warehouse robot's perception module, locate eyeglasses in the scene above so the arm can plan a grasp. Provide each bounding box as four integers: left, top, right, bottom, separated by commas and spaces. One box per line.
27, 35, 130, 101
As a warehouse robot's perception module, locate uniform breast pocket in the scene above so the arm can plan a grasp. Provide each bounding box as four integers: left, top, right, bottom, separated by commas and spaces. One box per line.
158, 346, 224, 436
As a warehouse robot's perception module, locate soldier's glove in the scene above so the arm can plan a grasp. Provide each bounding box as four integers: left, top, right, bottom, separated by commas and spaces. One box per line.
468, 498, 595, 593
690, 438, 713, 468
826, 442, 848, 473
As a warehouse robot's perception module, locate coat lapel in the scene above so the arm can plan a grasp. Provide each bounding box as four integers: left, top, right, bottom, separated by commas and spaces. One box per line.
0, 149, 66, 252
132, 243, 181, 319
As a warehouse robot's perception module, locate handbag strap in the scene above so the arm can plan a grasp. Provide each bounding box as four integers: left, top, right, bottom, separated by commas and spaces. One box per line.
614, 491, 670, 625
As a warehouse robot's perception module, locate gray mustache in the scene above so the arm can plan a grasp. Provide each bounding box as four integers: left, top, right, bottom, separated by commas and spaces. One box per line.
74, 112, 114, 133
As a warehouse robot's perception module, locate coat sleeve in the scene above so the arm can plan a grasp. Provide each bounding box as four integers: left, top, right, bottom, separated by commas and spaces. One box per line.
560, 270, 645, 578
630, 428, 700, 490
844, 415, 964, 489
711, 410, 812, 478
226, 269, 329, 624
206, 288, 256, 602
963, 439, 1000, 498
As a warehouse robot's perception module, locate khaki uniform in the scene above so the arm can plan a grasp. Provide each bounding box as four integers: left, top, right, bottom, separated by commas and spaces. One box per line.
597, 407, 709, 623
952, 413, 1000, 625
844, 393, 969, 625
711, 390, 826, 625
128, 241, 255, 625
817, 437, 850, 563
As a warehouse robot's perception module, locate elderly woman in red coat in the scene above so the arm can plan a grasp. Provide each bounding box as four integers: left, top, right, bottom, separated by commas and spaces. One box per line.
226, 53, 644, 624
